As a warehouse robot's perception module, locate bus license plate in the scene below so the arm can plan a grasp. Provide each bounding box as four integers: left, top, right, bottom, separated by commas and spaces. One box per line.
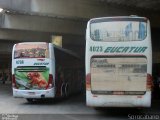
28, 92, 35, 95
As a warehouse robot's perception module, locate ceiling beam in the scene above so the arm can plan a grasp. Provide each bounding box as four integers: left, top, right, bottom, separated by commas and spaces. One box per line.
0, 0, 131, 19
0, 13, 86, 35
0, 0, 160, 28
0, 29, 85, 45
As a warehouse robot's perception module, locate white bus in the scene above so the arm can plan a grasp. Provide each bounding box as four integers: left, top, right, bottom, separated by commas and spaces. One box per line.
12, 42, 81, 102
85, 16, 153, 107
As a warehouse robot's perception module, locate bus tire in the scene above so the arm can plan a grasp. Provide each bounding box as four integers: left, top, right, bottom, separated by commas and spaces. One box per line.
65, 83, 69, 97
94, 107, 103, 111
26, 98, 34, 103
61, 83, 65, 97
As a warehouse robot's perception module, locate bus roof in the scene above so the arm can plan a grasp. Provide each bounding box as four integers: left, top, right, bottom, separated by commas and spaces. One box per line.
89, 16, 148, 23
15, 42, 47, 45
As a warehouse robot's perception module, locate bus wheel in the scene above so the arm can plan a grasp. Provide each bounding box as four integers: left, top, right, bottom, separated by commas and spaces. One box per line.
26, 98, 34, 103
61, 83, 65, 97
94, 107, 103, 111
65, 84, 69, 97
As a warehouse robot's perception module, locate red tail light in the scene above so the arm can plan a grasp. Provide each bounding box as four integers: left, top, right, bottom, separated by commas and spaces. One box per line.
46, 74, 54, 89
12, 75, 17, 88
86, 73, 91, 90
147, 74, 153, 90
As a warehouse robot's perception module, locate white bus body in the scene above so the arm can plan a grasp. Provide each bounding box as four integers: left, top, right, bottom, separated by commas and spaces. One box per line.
85, 16, 152, 107
12, 42, 81, 101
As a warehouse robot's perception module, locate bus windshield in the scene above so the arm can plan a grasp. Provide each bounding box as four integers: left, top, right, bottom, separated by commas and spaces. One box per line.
14, 43, 49, 59
90, 20, 147, 41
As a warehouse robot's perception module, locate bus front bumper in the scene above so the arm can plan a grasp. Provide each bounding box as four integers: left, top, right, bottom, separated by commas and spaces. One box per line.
13, 88, 55, 98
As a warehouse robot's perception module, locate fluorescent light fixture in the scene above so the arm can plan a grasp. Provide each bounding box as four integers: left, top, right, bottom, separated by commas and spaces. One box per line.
0, 8, 3, 12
